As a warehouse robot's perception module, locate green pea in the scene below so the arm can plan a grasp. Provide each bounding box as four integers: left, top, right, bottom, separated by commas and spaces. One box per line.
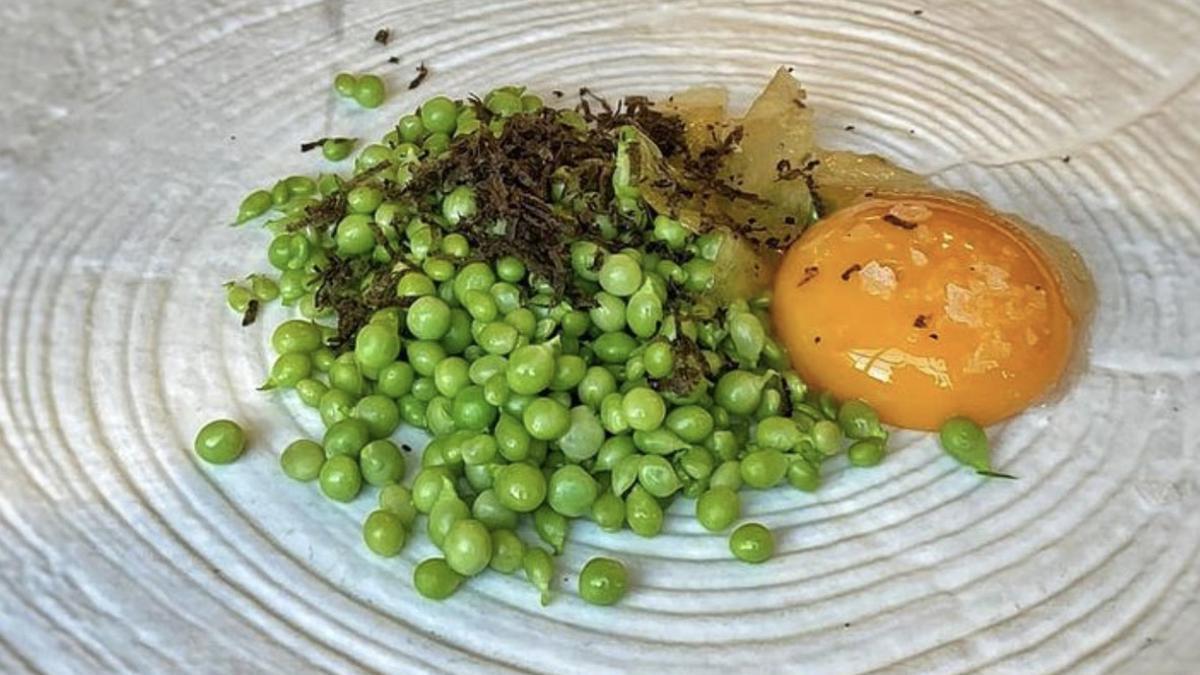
740, 449, 788, 489
323, 418, 370, 459
353, 73, 385, 108
411, 376, 438, 402
425, 257, 457, 283
534, 505, 568, 554
346, 185, 383, 215
293, 379, 326, 408
318, 388, 356, 427
552, 406, 601, 462
938, 416, 993, 471
407, 340, 447, 376
838, 399, 885, 440
787, 457, 821, 491
272, 320, 323, 355
362, 510, 406, 557
730, 523, 773, 563
590, 332, 637, 364
319, 455, 362, 502
600, 392, 629, 434
643, 341, 674, 379
755, 416, 802, 451
467, 488, 516, 531
451, 261, 495, 303
570, 241, 603, 281
678, 446, 715, 481
263, 352, 311, 389
404, 296, 449, 341
235, 189, 273, 224
625, 485, 663, 537
442, 309, 473, 355
375, 362, 414, 398
812, 419, 844, 456
428, 495, 470, 548
485, 256, 522, 285
621, 387, 666, 432
848, 438, 886, 467
322, 137, 355, 161
522, 397, 571, 440
697, 431, 733, 463
503, 347, 556, 398
550, 355, 587, 392
578, 557, 628, 606
576, 366, 616, 409
710, 460, 742, 491
485, 88, 523, 117
729, 311, 766, 365
333, 72, 357, 97
663, 405, 713, 444
310, 347, 335, 373
494, 462, 547, 512
589, 292, 627, 333
490, 282, 522, 314
547, 465, 599, 517
457, 433, 495, 465
446, 387, 489, 432
356, 439, 403, 486
503, 308, 537, 338
352, 324, 398, 372
397, 113, 426, 143
335, 214, 375, 257
649, 214, 686, 249
378, 484, 417, 526
225, 283, 252, 313
441, 519, 492, 576
487, 529, 525, 574
696, 486, 739, 532
523, 546, 554, 606
631, 428, 688, 456
599, 253, 643, 297
413, 557, 464, 600
277, 439, 322, 481
398, 395, 428, 428
637, 455, 681, 498
442, 186, 477, 226
594, 435, 634, 473
411, 467, 454, 513
193, 419, 245, 464
714, 370, 767, 416
461, 289, 497, 322
329, 357, 364, 396
429, 357, 468, 398
626, 289, 663, 338
475, 321, 517, 355
487, 414, 526, 462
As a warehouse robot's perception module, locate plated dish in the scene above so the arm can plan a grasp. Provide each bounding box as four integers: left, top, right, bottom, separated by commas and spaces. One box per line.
196, 68, 1093, 606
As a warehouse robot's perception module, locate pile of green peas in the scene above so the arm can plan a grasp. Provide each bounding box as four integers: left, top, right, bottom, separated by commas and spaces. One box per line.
204, 83, 917, 607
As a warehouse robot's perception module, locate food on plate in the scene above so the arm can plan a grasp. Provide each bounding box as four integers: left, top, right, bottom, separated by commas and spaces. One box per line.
772, 192, 1092, 430
195, 66, 1091, 607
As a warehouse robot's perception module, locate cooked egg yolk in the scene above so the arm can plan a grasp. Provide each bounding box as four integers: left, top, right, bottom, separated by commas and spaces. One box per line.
772, 194, 1077, 430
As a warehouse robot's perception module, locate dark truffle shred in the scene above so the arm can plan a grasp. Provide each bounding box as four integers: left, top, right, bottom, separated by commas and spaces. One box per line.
387, 56, 401, 64
552, 90, 564, 98
374, 28, 390, 45
792, 98, 807, 110
1062, 156, 1071, 163
241, 299, 259, 326
408, 62, 429, 90
845, 124, 856, 131
814, 336, 822, 344
913, 9, 924, 15
883, 213, 918, 230
797, 265, 819, 287
841, 263, 862, 281
930, 333, 939, 340
913, 314, 929, 328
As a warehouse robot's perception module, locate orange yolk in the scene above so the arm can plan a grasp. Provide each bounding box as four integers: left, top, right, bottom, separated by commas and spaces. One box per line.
772, 193, 1078, 430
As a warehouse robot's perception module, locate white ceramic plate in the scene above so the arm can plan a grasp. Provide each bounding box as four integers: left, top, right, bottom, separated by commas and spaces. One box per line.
3, 0, 1199, 672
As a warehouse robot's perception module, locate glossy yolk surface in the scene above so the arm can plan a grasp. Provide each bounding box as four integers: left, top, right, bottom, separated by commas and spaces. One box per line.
772, 194, 1076, 430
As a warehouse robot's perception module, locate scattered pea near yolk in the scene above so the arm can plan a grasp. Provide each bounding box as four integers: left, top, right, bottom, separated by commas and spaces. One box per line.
772, 194, 1078, 430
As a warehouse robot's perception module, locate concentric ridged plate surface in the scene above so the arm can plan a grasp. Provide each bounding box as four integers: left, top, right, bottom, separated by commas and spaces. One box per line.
3, 0, 1199, 672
